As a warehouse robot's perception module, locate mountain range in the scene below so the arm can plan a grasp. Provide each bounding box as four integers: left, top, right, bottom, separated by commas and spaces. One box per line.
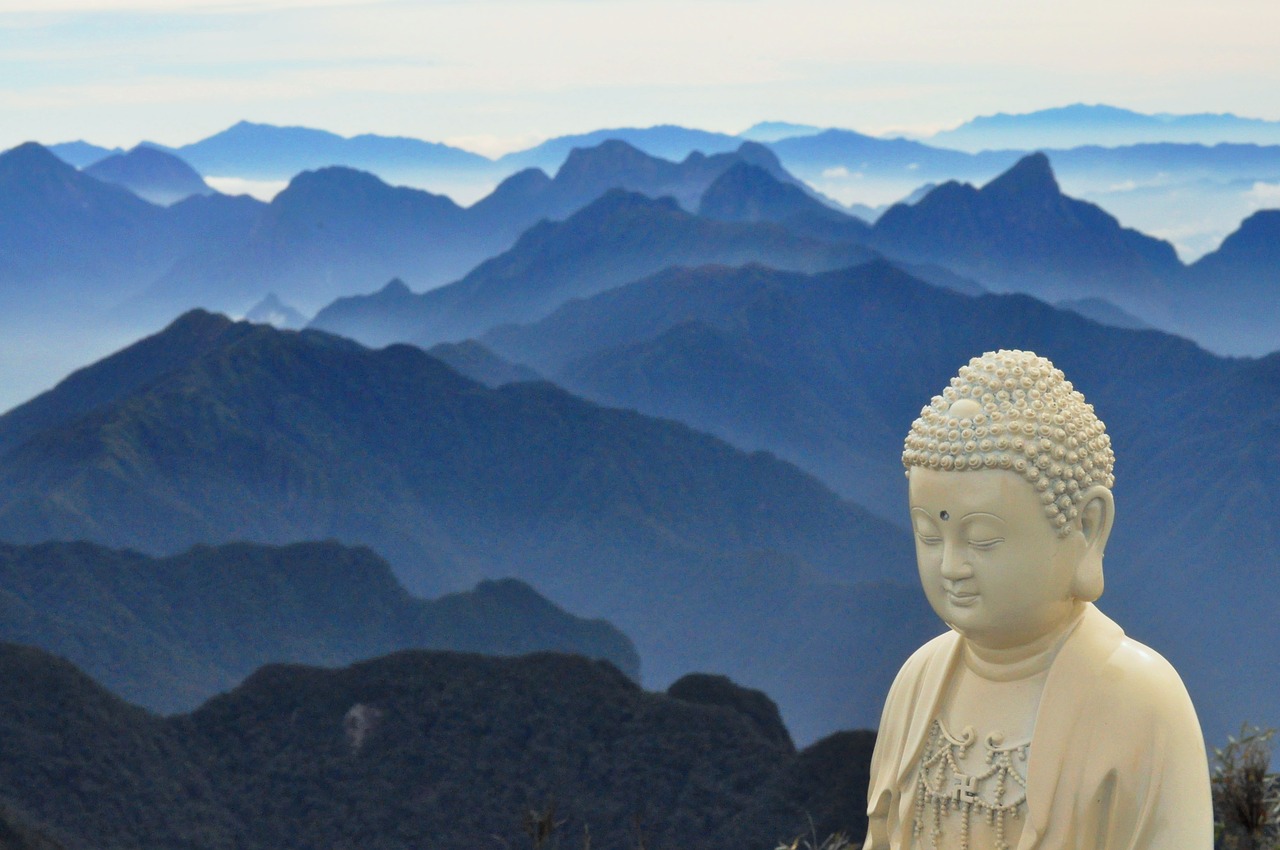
310, 188, 872, 348
48, 139, 123, 167
138, 139, 815, 318
860, 153, 1280, 353
1, 112, 1275, 825
0, 642, 875, 850
868, 152, 1184, 316
930, 103, 1280, 151
53, 107, 1280, 185
0, 310, 928, 743
138, 164, 472, 316
496, 124, 745, 172
155, 120, 493, 183
0, 141, 265, 320
0, 142, 172, 306
4, 109, 1274, 842
0, 539, 637, 714
4, 135, 1276, 423
479, 257, 1279, 746
46, 113, 1280, 260
0, 137, 834, 410
307, 151, 1276, 356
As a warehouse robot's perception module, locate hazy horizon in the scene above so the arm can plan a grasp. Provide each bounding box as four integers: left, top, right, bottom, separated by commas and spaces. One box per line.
21, 104, 1280, 162
5, 0, 1279, 154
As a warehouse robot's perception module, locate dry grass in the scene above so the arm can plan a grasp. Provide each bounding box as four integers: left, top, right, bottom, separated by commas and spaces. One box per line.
1213, 724, 1280, 850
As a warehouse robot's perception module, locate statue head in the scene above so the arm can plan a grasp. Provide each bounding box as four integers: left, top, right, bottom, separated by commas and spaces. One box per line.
902, 350, 1116, 648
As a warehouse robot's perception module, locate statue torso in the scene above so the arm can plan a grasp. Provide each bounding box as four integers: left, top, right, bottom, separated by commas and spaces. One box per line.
911, 641, 1053, 850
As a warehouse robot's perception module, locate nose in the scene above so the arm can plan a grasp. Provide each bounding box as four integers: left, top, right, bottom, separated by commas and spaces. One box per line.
940, 541, 972, 581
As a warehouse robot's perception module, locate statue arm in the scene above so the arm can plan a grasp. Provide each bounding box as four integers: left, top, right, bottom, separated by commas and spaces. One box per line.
863, 640, 942, 850
1125, 666, 1213, 849
862, 698, 898, 850
862, 788, 892, 850
1088, 644, 1215, 850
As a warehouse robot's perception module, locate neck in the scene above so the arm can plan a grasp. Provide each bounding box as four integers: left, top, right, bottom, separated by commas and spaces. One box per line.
962, 602, 1087, 682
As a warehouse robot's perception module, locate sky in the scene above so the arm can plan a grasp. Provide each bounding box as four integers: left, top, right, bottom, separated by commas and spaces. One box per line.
3, 0, 1280, 156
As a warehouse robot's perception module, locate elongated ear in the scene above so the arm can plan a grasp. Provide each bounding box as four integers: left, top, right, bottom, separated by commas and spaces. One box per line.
1070, 486, 1114, 601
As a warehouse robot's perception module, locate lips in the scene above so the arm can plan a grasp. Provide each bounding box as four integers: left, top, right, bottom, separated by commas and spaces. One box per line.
945, 587, 979, 606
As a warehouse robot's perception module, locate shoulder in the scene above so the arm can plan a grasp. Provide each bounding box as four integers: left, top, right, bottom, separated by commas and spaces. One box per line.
869, 628, 957, 794
1037, 609, 1214, 846
895, 629, 956, 683
1102, 637, 1197, 713
882, 628, 955, 709
1084, 607, 1186, 691
1076, 608, 1200, 724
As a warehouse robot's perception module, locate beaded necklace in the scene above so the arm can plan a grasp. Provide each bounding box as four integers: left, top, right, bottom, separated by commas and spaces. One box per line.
913, 718, 1029, 850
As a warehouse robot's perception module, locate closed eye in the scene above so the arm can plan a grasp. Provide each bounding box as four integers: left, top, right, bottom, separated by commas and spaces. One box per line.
969, 538, 1005, 550
916, 535, 942, 546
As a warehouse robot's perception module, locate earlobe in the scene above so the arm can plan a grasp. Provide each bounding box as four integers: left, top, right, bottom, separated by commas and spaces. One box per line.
1071, 486, 1114, 601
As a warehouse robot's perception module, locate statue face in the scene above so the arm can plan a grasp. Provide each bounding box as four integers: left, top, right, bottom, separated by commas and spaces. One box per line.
908, 466, 1086, 650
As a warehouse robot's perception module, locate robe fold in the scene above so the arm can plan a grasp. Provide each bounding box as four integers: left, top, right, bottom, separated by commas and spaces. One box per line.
863, 603, 1212, 850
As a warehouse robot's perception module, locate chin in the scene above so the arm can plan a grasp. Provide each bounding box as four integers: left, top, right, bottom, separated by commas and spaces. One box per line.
928, 600, 986, 633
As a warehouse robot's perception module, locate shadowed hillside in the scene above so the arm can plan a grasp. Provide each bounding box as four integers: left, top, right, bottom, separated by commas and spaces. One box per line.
0, 310, 925, 743
0, 143, 167, 304
0, 539, 638, 713
1180, 210, 1280, 354
0, 643, 875, 850
484, 258, 1280, 744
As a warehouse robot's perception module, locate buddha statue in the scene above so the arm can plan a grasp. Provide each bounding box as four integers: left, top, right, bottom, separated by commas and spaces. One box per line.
864, 350, 1212, 850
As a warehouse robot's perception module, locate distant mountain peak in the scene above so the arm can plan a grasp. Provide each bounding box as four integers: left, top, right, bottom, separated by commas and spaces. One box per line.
286, 164, 388, 192
698, 162, 824, 223
380, 278, 413, 296
556, 138, 659, 180
869, 150, 1181, 303
1234, 208, 1280, 236
223, 119, 330, 136
737, 121, 824, 142
732, 140, 785, 170
975, 103, 1144, 124
1190, 208, 1280, 273
0, 141, 67, 174
83, 145, 212, 205
167, 308, 238, 337
930, 103, 1280, 150
733, 140, 773, 158
0, 139, 162, 221
981, 151, 1060, 198
245, 293, 307, 329
249, 292, 288, 310
268, 165, 461, 217
582, 187, 681, 215
494, 166, 553, 194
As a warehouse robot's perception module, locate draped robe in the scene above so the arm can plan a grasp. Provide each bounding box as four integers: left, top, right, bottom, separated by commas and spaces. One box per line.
863, 604, 1212, 850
